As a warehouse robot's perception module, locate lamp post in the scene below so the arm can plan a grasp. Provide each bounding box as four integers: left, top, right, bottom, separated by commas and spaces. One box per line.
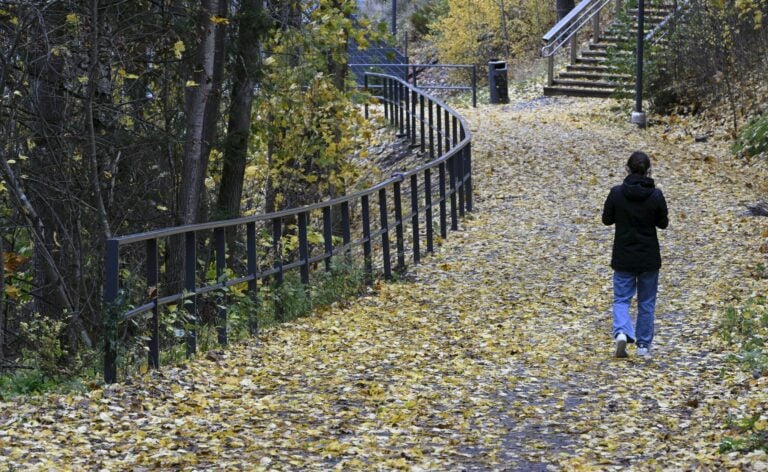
631, 0, 647, 127
391, 0, 396, 36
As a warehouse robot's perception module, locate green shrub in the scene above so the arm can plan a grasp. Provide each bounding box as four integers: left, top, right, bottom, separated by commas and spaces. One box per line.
733, 114, 768, 158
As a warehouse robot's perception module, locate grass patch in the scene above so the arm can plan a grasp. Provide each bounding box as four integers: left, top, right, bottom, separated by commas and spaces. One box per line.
718, 296, 768, 454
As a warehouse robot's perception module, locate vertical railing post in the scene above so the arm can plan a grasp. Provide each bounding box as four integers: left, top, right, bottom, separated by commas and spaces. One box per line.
384, 77, 390, 121
104, 239, 119, 384
404, 83, 411, 139
466, 141, 473, 212
322, 206, 333, 272
214, 228, 227, 346
402, 81, 406, 136
378, 188, 392, 280
439, 162, 447, 239
436, 106, 443, 157
393, 179, 405, 272
364, 73, 369, 120
425, 168, 434, 253
147, 239, 159, 369
361, 195, 373, 284
458, 123, 466, 218
410, 89, 417, 146
450, 116, 459, 230
428, 99, 435, 159
472, 65, 478, 108
592, 10, 601, 42
272, 217, 283, 321
410, 174, 420, 264
341, 201, 351, 257
444, 109, 451, 153
184, 231, 197, 356
246, 221, 258, 335
419, 94, 425, 153
298, 211, 310, 286
547, 55, 554, 86
570, 36, 578, 65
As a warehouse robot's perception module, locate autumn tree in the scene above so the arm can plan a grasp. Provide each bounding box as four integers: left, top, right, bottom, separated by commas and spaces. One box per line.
432, 0, 554, 69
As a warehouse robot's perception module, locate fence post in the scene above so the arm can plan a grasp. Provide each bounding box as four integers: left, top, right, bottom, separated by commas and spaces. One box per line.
378, 188, 392, 279
404, 83, 411, 139
214, 228, 227, 346
272, 217, 283, 321
147, 239, 160, 369
472, 65, 478, 108
323, 206, 333, 272
361, 195, 373, 284
393, 179, 405, 271
341, 201, 351, 256
419, 94, 425, 153
411, 89, 417, 146
466, 141, 473, 212
246, 221, 259, 335
298, 211, 310, 286
436, 106, 443, 157
184, 231, 197, 356
451, 116, 459, 230
364, 73, 369, 120
439, 162, 447, 239
104, 239, 119, 383
410, 174, 420, 264
458, 125, 466, 217
425, 168, 434, 253
428, 99, 435, 159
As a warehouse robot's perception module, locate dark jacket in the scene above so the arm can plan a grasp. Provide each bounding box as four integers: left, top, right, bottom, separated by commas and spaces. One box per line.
602, 174, 669, 273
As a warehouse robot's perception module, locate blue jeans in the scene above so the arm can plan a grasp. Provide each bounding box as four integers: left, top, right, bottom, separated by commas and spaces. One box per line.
612, 270, 659, 347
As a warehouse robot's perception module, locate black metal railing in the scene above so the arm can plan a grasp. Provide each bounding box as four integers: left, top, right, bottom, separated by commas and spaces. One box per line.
351, 64, 478, 108
103, 73, 472, 383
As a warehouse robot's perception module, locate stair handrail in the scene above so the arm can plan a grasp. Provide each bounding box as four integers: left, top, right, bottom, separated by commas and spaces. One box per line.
541, 0, 613, 57
644, 0, 689, 44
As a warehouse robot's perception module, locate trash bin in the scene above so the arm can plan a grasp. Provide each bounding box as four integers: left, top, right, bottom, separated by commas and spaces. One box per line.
488, 60, 509, 104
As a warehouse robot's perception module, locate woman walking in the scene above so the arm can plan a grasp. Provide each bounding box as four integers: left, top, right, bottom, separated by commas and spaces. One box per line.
602, 151, 669, 357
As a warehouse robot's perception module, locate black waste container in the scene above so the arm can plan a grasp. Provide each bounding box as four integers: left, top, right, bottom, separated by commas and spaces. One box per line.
488, 60, 509, 104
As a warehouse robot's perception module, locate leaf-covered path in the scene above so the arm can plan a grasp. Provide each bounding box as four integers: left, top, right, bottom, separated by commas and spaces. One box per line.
3, 98, 768, 470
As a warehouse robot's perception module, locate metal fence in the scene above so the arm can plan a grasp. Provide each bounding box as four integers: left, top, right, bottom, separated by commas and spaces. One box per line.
103, 73, 473, 383
351, 64, 478, 108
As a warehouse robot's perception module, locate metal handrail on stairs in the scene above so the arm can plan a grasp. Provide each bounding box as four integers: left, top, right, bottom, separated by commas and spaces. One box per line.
541, 0, 623, 86
645, 0, 688, 44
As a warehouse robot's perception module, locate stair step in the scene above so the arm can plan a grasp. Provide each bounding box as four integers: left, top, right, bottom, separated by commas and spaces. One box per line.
567, 64, 621, 73
575, 57, 609, 65
559, 71, 633, 81
543, 86, 618, 98
552, 79, 618, 89
582, 49, 609, 57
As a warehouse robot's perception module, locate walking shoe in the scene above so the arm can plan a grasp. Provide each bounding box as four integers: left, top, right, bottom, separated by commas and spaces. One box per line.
636, 345, 651, 357
614, 333, 628, 358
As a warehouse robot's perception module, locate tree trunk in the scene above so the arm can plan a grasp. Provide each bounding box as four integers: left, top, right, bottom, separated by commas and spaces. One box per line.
215, 0, 266, 222
178, 0, 227, 226
556, 0, 575, 21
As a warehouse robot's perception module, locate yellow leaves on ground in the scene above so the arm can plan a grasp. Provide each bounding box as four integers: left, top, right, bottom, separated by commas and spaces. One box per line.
2, 97, 768, 470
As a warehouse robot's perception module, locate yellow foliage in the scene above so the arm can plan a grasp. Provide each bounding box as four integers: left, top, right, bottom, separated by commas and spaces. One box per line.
433, 0, 554, 67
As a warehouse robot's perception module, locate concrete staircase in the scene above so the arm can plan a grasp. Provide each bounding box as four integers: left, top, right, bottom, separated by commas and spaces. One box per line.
544, 3, 677, 98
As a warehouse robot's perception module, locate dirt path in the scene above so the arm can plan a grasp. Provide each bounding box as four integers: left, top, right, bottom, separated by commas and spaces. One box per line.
2, 98, 767, 471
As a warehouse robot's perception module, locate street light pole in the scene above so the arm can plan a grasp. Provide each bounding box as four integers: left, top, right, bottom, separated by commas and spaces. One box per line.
392, 0, 397, 36
631, 0, 647, 127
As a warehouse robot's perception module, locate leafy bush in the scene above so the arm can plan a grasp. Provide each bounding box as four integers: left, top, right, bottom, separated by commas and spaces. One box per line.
733, 114, 768, 159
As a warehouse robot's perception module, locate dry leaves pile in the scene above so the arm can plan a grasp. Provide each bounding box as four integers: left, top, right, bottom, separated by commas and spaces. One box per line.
1, 97, 768, 470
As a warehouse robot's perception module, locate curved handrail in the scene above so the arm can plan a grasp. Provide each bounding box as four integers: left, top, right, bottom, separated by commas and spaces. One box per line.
103, 72, 473, 383
541, 0, 612, 57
